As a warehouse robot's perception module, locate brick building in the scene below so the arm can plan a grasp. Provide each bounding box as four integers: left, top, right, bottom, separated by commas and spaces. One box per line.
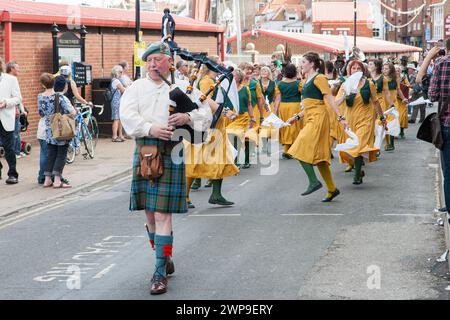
383, 0, 432, 48
312, 1, 374, 37
430, 0, 450, 42
0, 0, 224, 140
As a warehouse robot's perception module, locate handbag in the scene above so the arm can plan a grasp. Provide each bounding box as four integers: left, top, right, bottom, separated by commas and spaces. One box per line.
416, 94, 448, 150
136, 145, 163, 185
50, 94, 76, 140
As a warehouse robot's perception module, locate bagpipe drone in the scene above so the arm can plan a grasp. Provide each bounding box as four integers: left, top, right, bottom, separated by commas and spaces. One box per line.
158, 9, 234, 144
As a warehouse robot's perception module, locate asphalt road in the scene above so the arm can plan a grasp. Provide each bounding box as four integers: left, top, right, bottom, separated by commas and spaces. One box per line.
0, 121, 447, 300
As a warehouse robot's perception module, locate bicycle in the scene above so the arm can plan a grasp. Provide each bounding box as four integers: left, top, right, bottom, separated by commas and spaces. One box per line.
66, 103, 103, 164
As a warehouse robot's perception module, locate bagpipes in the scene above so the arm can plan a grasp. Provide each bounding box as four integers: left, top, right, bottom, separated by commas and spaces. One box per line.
158, 9, 234, 144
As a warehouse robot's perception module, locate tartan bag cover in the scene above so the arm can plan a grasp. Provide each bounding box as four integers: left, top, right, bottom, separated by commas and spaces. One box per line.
130, 137, 187, 214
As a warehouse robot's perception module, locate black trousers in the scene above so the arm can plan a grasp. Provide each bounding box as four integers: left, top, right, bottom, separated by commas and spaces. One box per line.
44, 144, 68, 177
0, 120, 18, 178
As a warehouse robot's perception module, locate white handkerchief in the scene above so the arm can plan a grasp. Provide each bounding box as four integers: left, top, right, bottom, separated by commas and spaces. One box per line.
384, 107, 400, 137
261, 113, 290, 129
374, 124, 386, 149
335, 128, 359, 151
408, 97, 431, 106
343, 72, 363, 96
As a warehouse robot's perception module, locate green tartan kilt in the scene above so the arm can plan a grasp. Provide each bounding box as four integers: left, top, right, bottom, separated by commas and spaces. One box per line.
130, 137, 187, 214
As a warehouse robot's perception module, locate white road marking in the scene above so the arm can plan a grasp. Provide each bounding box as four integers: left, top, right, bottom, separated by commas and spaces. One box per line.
281, 213, 344, 216
239, 179, 250, 186
0, 204, 65, 230
92, 264, 116, 279
189, 214, 241, 217
113, 175, 132, 184
383, 214, 431, 217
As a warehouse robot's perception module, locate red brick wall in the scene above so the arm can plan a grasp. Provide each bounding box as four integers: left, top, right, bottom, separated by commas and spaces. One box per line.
312, 23, 373, 37
4, 23, 219, 141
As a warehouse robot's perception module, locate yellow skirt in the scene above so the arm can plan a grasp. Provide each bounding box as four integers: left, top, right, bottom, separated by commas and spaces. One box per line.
339, 105, 379, 164
259, 103, 278, 139
288, 102, 331, 165
226, 112, 258, 145
397, 101, 409, 129
185, 116, 239, 179
278, 102, 302, 145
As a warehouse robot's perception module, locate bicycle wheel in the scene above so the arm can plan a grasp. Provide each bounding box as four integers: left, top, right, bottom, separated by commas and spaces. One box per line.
87, 116, 99, 147
66, 143, 76, 164
81, 123, 95, 159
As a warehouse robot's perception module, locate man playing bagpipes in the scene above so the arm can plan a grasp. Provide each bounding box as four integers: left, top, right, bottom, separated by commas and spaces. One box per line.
120, 41, 212, 295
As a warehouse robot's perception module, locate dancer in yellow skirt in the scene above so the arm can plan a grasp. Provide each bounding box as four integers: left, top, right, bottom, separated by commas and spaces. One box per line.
395, 65, 410, 139
382, 62, 408, 151
273, 63, 303, 159
259, 66, 279, 153
226, 68, 256, 169
286, 52, 348, 202
185, 56, 238, 207
335, 60, 387, 185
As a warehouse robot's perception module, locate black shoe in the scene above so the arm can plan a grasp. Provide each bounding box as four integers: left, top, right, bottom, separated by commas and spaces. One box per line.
438, 207, 447, 213
166, 257, 175, 275
6, 176, 18, 184
187, 200, 195, 209
204, 180, 212, 188
191, 178, 201, 190
301, 181, 323, 196
241, 163, 251, 169
208, 196, 234, 206
322, 189, 340, 202
282, 152, 292, 160
353, 177, 363, 185
408, 120, 415, 124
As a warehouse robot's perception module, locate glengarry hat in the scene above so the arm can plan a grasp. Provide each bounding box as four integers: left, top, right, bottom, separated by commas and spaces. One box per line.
141, 41, 171, 61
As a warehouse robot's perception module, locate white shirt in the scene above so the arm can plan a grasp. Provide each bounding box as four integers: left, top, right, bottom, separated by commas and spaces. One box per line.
120, 76, 212, 138
0, 73, 22, 131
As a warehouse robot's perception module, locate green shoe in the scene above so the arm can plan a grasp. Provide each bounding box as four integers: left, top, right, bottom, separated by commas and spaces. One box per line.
208, 196, 234, 206
204, 180, 212, 188
191, 178, 201, 190
301, 181, 323, 196
322, 188, 340, 202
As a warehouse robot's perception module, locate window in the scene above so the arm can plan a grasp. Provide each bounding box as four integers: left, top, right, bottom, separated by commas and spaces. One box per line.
417, 23, 421, 31
373, 28, 380, 37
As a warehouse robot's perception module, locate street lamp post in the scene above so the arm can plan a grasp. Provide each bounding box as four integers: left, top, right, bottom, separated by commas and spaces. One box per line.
51, 23, 60, 74
135, 0, 141, 80
354, 0, 357, 47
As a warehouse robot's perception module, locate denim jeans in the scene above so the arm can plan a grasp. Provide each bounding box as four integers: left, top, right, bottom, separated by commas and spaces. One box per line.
13, 117, 21, 155
45, 144, 68, 177
0, 120, 18, 178
38, 139, 47, 183
441, 126, 450, 210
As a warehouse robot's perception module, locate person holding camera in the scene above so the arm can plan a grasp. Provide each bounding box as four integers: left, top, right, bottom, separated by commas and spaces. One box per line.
426, 39, 450, 212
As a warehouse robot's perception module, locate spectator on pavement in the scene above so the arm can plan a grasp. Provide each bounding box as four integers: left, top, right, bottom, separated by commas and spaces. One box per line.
59, 65, 91, 106
0, 57, 22, 184
110, 65, 126, 142
175, 60, 189, 80
39, 75, 76, 188
428, 39, 450, 212
118, 61, 133, 87
36, 73, 73, 185
6, 61, 27, 159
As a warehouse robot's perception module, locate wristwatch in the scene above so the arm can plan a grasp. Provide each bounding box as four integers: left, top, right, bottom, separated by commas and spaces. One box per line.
295, 114, 301, 121
380, 115, 386, 121
337, 115, 346, 122
250, 117, 256, 123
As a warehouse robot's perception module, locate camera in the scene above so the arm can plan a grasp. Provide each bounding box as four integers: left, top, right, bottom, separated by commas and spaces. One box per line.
439, 48, 446, 56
